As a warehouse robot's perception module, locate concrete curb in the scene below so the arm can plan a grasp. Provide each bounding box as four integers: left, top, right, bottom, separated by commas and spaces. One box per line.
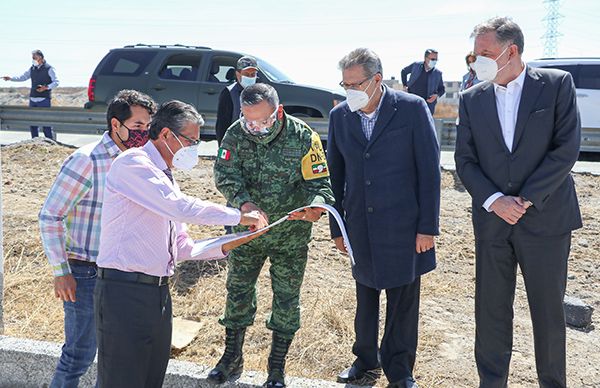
0, 336, 369, 388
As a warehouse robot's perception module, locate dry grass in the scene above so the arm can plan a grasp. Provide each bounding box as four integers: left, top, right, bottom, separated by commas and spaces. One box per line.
433, 103, 458, 119
0, 87, 87, 107
2, 140, 600, 387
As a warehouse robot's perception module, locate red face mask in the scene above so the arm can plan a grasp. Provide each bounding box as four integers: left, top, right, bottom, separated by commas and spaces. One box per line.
117, 121, 150, 148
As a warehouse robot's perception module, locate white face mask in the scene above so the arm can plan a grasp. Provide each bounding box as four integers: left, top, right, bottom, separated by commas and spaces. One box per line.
471, 45, 511, 82
164, 132, 199, 171
428, 60, 437, 68
240, 75, 256, 88
346, 78, 376, 112
32, 60, 38, 67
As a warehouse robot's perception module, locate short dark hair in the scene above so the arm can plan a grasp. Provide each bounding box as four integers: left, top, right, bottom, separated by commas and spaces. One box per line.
424, 49, 438, 58
31, 49, 44, 59
471, 17, 525, 54
240, 83, 279, 109
106, 90, 157, 133
149, 100, 204, 140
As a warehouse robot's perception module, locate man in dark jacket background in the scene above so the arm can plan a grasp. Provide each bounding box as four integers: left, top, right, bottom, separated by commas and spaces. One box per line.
328, 47, 441, 388
2, 49, 59, 139
401, 49, 445, 115
215, 56, 259, 145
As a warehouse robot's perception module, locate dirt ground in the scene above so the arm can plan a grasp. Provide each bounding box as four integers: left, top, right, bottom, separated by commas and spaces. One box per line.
1, 138, 599, 387
0, 87, 87, 107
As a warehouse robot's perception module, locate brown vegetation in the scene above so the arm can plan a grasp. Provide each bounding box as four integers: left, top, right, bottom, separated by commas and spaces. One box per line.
2, 140, 599, 387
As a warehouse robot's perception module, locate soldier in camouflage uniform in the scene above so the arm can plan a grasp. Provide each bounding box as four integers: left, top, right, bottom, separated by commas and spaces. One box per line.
208, 83, 334, 388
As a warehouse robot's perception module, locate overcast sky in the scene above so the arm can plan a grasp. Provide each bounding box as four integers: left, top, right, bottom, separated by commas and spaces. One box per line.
1, 0, 598, 92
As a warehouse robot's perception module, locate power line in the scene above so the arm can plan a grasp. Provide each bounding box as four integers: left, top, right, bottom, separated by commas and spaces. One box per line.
541, 0, 563, 57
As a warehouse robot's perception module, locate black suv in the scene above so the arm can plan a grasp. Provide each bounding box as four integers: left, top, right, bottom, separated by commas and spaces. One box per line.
85, 44, 345, 123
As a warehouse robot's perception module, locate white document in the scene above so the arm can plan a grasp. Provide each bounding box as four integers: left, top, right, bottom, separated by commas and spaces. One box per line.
191, 204, 355, 265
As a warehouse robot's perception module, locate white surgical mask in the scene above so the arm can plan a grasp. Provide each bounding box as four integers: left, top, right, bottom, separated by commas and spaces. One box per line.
428, 60, 437, 68
32, 60, 38, 67
471, 45, 511, 82
240, 75, 256, 88
164, 132, 199, 171
346, 78, 376, 112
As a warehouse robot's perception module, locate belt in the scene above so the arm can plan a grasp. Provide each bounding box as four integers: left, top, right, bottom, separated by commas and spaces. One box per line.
97, 267, 169, 286
68, 259, 97, 268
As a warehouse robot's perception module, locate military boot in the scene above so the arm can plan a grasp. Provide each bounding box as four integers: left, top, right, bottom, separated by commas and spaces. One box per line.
207, 328, 246, 384
264, 332, 293, 388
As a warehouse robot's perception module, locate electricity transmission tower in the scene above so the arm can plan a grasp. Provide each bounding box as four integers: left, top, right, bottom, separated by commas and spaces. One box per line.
541, 0, 563, 57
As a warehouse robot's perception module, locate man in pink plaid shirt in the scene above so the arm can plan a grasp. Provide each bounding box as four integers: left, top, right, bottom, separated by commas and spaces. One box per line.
39, 89, 156, 388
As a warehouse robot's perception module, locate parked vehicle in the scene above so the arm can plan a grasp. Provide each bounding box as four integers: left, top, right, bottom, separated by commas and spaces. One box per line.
528, 58, 600, 152
84, 44, 345, 139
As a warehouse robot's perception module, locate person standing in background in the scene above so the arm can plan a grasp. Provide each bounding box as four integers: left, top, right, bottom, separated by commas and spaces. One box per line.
215, 56, 259, 145
460, 51, 481, 92
2, 49, 59, 139
401, 49, 445, 115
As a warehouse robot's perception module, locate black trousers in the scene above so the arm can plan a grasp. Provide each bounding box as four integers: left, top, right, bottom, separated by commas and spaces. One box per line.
475, 232, 571, 388
94, 278, 172, 388
352, 277, 421, 383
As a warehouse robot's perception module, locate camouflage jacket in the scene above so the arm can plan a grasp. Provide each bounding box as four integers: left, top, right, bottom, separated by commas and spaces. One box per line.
214, 111, 334, 219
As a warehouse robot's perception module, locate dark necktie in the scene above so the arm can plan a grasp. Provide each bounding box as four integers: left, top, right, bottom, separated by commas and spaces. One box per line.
162, 168, 175, 272
163, 168, 174, 183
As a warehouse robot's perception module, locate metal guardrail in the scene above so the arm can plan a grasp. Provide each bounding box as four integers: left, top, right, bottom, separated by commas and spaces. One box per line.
0, 105, 457, 148
0, 105, 332, 142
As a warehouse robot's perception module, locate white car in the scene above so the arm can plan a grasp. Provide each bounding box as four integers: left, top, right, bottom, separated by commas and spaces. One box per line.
528, 58, 600, 152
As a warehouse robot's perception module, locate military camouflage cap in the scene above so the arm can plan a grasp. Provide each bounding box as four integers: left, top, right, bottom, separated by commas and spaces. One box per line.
236, 56, 258, 70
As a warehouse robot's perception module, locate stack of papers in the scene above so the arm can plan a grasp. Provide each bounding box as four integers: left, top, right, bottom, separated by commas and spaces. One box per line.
191, 204, 355, 265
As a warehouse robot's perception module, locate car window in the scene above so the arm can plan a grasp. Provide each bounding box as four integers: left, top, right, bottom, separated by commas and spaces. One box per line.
159, 54, 202, 81
207, 56, 238, 83
100, 50, 157, 76
256, 58, 293, 83
578, 65, 600, 90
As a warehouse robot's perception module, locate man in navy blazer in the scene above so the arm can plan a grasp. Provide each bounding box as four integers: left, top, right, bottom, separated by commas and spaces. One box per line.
455, 17, 582, 388
401, 49, 445, 115
328, 48, 441, 388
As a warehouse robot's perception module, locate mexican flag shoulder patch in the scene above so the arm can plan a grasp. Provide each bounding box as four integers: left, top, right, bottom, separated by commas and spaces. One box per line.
217, 148, 231, 161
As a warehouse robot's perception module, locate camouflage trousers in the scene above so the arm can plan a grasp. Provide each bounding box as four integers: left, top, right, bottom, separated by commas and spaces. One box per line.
219, 220, 311, 339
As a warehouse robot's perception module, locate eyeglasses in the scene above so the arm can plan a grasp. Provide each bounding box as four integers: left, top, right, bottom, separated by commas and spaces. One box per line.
339, 76, 373, 90
240, 108, 277, 132
170, 129, 200, 146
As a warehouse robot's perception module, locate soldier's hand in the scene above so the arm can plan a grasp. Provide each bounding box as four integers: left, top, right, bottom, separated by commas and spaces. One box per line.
2, 76, 11, 81
333, 236, 347, 254
288, 207, 324, 223
54, 274, 77, 302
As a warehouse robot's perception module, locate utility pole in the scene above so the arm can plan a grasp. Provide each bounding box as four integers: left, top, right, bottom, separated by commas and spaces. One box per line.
541, 0, 563, 57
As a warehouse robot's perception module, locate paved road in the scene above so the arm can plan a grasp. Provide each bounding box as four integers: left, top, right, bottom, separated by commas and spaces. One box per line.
1, 130, 599, 175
